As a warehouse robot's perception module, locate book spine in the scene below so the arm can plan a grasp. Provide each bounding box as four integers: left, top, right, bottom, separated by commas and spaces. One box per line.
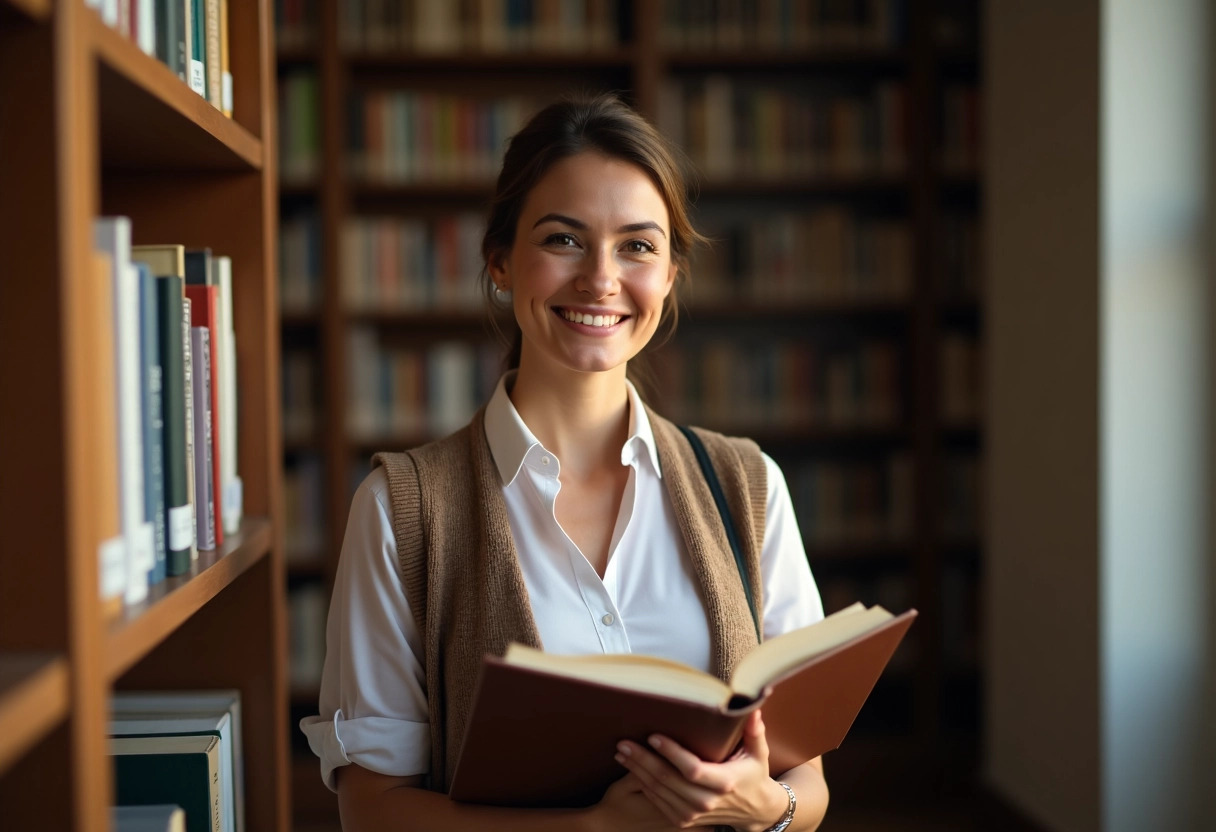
205, 0, 222, 108
216, 257, 241, 535
189, 0, 206, 96
156, 275, 191, 575
138, 265, 167, 585
191, 327, 217, 550
183, 296, 198, 561
219, 0, 232, 116
89, 249, 127, 614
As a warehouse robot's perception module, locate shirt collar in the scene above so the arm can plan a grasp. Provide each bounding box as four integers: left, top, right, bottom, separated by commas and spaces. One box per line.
483, 371, 663, 486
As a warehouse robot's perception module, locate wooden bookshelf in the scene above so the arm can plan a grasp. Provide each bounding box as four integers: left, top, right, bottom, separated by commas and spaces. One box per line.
0, 2, 286, 830
276, 0, 984, 821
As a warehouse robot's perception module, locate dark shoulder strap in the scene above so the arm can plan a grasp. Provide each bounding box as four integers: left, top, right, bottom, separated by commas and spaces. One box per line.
677, 425, 762, 642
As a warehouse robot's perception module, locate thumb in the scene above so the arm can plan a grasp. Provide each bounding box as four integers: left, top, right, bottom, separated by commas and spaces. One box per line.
742, 710, 770, 763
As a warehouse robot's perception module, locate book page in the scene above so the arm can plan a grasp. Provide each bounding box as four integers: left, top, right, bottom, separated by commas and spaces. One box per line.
503, 644, 734, 708
730, 603, 894, 699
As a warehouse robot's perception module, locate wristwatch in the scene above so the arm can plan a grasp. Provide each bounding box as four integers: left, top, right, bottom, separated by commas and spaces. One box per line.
761, 781, 796, 832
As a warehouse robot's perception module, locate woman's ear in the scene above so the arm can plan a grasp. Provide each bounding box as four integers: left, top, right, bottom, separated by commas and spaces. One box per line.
487, 249, 509, 288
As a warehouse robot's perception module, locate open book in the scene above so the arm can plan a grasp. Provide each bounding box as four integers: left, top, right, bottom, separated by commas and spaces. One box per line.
449, 603, 917, 807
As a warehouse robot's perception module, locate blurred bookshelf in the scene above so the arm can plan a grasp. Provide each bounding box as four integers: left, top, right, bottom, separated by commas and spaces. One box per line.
276, 0, 983, 825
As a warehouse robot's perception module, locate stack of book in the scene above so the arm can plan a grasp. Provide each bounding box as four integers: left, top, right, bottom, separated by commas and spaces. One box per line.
652, 338, 902, 432
660, 0, 906, 51
788, 454, 914, 548
277, 71, 320, 184
279, 212, 323, 313
690, 208, 912, 304
659, 76, 907, 180
93, 217, 243, 612
86, 0, 233, 116
109, 690, 245, 832
341, 214, 486, 311
346, 91, 540, 184
337, 0, 622, 54
345, 329, 501, 442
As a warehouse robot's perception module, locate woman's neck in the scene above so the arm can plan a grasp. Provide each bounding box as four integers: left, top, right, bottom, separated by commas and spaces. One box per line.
508, 361, 631, 479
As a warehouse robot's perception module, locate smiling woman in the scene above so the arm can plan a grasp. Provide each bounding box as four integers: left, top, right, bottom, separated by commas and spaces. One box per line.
300, 93, 831, 832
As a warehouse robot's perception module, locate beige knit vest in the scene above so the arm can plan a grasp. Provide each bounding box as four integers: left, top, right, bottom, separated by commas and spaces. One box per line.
372, 404, 768, 794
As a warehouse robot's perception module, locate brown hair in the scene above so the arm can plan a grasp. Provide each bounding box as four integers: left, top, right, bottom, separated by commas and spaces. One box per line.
480, 92, 706, 391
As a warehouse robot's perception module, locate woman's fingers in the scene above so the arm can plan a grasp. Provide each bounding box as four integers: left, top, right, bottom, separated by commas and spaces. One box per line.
615, 742, 717, 826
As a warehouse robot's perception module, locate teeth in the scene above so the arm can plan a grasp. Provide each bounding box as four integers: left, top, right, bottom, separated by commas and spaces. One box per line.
561, 309, 621, 327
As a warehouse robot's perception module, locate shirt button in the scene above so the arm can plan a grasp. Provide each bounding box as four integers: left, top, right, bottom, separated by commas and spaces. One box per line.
601, 613, 614, 626
541, 456, 551, 465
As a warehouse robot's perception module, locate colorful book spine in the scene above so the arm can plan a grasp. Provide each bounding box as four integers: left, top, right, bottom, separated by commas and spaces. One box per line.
191, 326, 217, 550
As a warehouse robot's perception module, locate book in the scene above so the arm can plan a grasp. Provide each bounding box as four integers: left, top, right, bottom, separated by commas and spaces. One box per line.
449, 603, 917, 807
182, 296, 197, 560
111, 734, 223, 832
190, 326, 216, 550
184, 260, 224, 546
112, 804, 186, 832
137, 263, 168, 586
95, 218, 153, 606
215, 256, 242, 535
112, 691, 245, 832
155, 0, 187, 80
87, 249, 127, 617
152, 272, 191, 576
111, 710, 235, 832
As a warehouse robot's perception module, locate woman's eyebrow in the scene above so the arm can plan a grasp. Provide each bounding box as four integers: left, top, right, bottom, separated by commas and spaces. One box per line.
532, 213, 667, 238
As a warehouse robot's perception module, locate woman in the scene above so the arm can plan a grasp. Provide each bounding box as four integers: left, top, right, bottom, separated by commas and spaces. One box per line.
301, 93, 830, 831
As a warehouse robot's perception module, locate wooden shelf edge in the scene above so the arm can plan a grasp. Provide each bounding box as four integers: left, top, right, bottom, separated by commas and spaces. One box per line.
0, 0, 50, 22
88, 12, 263, 171
661, 47, 908, 67
106, 517, 274, 682
0, 653, 70, 777
342, 48, 635, 69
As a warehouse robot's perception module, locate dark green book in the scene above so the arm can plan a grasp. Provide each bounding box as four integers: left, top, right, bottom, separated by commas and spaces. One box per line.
185, 248, 214, 287
156, 275, 191, 576
136, 263, 167, 585
191, 0, 207, 96
111, 734, 222, 832
154, 0, 186, 81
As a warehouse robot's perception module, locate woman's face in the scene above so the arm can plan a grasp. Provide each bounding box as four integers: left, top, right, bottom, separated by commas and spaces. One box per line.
490, 151, 677, 382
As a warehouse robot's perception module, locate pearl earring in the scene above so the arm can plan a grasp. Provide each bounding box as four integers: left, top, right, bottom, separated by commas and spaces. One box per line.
494, 285, 512, 302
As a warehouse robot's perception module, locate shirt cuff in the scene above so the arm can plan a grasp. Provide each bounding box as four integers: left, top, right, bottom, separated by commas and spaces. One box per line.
300, 709, 431, 792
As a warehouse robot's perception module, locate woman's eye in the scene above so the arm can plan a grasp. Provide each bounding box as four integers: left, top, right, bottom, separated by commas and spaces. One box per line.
545, 233, 578, 247
623, 239, 657, 254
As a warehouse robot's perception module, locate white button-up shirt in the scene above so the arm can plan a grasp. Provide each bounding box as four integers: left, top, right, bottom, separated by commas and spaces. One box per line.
300, 374, 824, 791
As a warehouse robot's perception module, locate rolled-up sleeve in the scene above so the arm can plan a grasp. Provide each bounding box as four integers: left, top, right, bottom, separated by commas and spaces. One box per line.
298, 467, 431, 792
759, 452, 825, 639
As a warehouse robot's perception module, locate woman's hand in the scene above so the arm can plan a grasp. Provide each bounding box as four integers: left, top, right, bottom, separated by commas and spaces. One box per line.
590, 771, 714, 832
612, 711, 790, 832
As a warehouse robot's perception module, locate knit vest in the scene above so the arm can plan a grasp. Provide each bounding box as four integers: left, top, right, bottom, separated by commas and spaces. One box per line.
371, 404, 768, 794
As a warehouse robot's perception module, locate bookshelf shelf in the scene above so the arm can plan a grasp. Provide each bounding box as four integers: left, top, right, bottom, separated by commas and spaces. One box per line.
91, 15, 263, 172
661, 48, 909, 69
106, 518, 274, 681
345, 48, 636, 69
350, 180, 496, 199
697, 175, 910, 196
0, 654, 69, 777
0, 0, 48, 22
682, 301, 911, 321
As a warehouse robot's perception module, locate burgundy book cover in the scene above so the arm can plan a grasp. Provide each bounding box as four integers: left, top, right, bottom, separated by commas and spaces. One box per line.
448, 609, 917, 807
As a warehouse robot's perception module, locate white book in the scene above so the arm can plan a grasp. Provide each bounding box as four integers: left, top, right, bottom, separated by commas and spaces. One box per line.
112, 690, 245, 832
112, 804, 185, 832
94, 219, 148, 605
138, 0, 157, 56
216, 256, 241, 534
110, 734, 223, 832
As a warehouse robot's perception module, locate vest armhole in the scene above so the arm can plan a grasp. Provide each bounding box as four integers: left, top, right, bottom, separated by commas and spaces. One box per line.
371, 451, 428, 629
